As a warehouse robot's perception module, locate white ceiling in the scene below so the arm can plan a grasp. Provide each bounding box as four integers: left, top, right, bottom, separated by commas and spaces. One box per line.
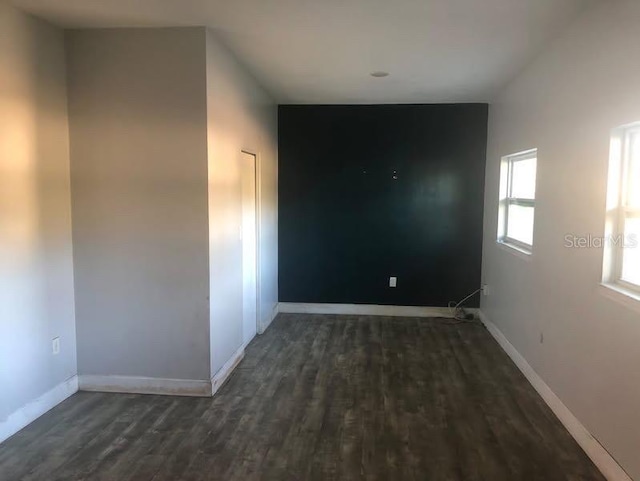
13, 0, 594, 103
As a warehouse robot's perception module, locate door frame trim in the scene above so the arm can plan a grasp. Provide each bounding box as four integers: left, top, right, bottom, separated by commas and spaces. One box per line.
241, 149, 262, 336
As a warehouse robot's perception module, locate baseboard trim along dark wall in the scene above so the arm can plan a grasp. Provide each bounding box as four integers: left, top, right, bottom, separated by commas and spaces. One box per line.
278, 104, 488, 307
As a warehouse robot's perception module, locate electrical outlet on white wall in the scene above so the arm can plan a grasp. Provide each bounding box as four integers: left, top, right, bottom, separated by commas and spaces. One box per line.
52, 337, 60, 355
389, 277, 397, 288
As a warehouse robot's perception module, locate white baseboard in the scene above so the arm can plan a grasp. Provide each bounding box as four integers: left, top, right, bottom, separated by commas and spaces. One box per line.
0, 375, 78, 444
211, 344, 245, 396
277, 302, 454, 318
270, 302, 279, 322
259, 302, 279, 334
78, 375, 211, 397
478, 311, 632, 481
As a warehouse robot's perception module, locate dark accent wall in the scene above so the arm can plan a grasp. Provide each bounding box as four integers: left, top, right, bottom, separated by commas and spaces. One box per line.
278, 104, 488, 307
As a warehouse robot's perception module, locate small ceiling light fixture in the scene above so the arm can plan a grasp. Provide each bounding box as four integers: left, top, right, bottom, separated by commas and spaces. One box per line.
370, 71, 390, 78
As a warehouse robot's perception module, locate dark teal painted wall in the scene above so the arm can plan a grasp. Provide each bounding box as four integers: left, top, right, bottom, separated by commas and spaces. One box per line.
278, 104, 488, 307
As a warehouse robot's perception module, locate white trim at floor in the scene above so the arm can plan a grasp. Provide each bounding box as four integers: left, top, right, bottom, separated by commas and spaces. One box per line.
78, 375, 212, 397
0, 375, 78, 444
1, 343, 247, 445
259, 302, 279, 334
478, 311, 632, 481
277, 302, 454, 318
211, 344, 245, 396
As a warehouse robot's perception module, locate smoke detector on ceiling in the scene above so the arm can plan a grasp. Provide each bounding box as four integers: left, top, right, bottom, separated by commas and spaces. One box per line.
370, 71, 390, 78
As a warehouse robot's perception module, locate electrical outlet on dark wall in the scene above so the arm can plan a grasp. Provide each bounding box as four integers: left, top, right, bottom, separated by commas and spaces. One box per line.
278, 104, 488, 307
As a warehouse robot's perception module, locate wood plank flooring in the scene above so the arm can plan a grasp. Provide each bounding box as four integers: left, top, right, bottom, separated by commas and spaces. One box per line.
0, 314, 605, 480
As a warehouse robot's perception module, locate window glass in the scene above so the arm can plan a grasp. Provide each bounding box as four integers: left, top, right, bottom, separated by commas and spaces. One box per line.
506, 204, 535, 247
621, 217, 640, 286
510, 157, 537, 200
626, 131, 640, 208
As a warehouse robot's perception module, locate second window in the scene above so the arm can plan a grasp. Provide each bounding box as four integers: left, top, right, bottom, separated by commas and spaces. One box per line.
498, 149, 538, 253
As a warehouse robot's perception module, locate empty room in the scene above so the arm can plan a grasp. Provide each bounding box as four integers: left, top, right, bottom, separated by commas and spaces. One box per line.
1, 0, 639, 480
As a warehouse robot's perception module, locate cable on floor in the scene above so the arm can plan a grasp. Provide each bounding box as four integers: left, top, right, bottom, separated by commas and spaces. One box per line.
444, 287, 483, 323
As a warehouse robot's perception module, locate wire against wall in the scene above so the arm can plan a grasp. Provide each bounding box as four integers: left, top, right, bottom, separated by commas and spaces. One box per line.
447, 288, 483, 323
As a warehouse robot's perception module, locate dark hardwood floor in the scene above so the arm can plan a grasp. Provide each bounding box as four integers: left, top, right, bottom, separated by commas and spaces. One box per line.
0, 314, 605, 481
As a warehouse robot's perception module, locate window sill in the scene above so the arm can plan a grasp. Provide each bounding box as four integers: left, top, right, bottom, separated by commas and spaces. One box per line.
599, 282, 640, 314
496, 240, 532, 261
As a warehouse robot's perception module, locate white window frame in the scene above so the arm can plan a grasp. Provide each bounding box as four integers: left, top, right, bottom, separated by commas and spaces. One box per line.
602, 123, 640, 296
497, 149, 537, 254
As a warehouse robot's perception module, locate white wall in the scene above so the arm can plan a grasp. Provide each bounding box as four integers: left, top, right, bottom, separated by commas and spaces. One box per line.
67, 28, 212, 381
205, 30, 278, 376
0, 3, 77, 426
482, 1, 640, 478
63, 26, 277, 387
0, 14, 277, 427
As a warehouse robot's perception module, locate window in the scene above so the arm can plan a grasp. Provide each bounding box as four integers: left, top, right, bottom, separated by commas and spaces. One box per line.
603, 124, 640, 294
497, 149, 537, 253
